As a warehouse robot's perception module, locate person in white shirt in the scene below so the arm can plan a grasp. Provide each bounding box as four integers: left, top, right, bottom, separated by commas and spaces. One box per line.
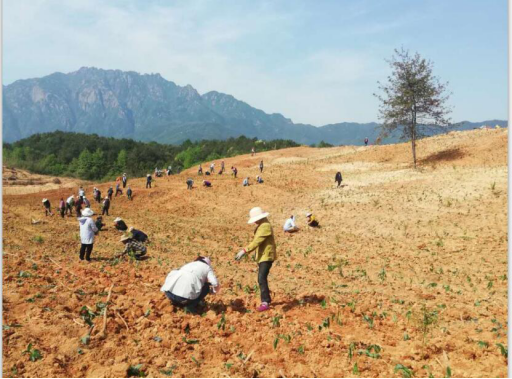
161, 256, 219, 313
78, 186, 85, 199
243, 177, 250, 186
78, 208, 98, 261
283, 215, 299, 233
66, 195, 75, 216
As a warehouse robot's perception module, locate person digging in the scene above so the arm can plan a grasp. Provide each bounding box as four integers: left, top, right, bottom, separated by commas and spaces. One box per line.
114, 234, 147, 260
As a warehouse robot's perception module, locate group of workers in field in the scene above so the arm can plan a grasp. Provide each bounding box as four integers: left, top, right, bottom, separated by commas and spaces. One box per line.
40, 145, 346, 314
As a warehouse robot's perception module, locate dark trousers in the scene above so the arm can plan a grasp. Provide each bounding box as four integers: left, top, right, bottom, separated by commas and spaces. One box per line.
60, 208, 65, 218
45, 207, 52, 216
258, 261, 273, 304
123, 181, 127, 188
66, 204, 72, 215
127, 193, 132, 200
108, 193, 112, 200
336, 180, 341, 187
260, 167, 263, 173
146, 181, 151, 188
187, 183, 193, 190
165, 283, 210, 310
79, 244, 93, 261
102, 207, 109, 216
75, 207, 81, 217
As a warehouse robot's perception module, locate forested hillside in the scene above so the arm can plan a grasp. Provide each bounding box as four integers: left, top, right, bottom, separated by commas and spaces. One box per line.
3, 131, 298, 181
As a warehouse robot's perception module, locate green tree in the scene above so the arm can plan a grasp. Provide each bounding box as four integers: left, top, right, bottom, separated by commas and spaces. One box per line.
374, 48, 452, 168
116, 149, 128, 174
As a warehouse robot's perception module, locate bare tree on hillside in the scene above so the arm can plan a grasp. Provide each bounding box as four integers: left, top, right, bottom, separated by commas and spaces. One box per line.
374, 48, 452, 168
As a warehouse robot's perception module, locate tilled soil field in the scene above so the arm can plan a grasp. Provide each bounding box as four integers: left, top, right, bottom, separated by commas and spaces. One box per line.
2, 129, 508, 378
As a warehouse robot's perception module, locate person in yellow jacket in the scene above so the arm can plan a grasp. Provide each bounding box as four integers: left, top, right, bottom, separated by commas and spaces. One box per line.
235, 207, 276, 312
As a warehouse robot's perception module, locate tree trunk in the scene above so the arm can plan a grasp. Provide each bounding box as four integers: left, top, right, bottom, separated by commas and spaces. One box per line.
411, 136, 417, 168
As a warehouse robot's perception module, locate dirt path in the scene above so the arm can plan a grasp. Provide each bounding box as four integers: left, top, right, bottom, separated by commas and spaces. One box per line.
2, 128, 508, 377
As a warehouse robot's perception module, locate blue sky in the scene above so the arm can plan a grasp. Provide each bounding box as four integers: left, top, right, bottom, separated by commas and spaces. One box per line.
3, 0, 508, 125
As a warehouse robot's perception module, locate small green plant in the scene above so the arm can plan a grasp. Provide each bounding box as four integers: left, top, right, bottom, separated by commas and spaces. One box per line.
363, 314, 374, 329
446, 366, 452, 378
32, 235, 44, 244
358, 344, 381, 359
79, 306, 97, 327
22, 343, 42, 362
477, 341, 489, 348
378, 268, 387, 282
297, 345, 305, 355
348, 342, 356, 361
224, 363, 233, 370
497, 343, 508, 358
128, 364, 147, 377
394, 364, 413, 378
217, 312, 226, 331
160, 365, 177, 376
272, 315, 282, 328
182, 337, 199, 345
18, 271, 32, 278
352, 362, 359, 375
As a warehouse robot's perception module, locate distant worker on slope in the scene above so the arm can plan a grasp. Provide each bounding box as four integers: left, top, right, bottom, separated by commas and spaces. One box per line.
114, 217, 128, 232
243, 177, 250, 186
115, 183, 123, 197
78, 208, 98, 262
94, 188, 102, 203
251, 147, 255, 156
58, 198, 66, 218
122, 173, 128, 188
107, 186, 114, 200
198, 164, 203, 175
335, 171, 343, 188
283, 215, 299, 233
203, 180, 212, 188
78, 186, 85, 200
235, 207, 276, 312
210, 162, 215, 174
75, 196, 84, 218
306, 212, 319, 227
364, 137, 369, 146
66, 195, 75, 216
160, 256, 220, 314
259, 160, 264, 173
256, 176, 264, 184
146, 174, 152, 189
102, 196, 110, 216
186, 178, 194, 190
231, 166, 238, 178
127, 187, 133, 201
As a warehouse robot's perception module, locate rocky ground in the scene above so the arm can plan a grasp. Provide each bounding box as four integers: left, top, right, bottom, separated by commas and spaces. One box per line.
2, 128, 508, 378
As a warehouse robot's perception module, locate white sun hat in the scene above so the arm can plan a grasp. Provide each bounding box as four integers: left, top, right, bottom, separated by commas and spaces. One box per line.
81, 208, 94, 217
114, 217, 123, 222
42, 198, 48, 203
248, 207, 269, 224
306, 212, 312, 217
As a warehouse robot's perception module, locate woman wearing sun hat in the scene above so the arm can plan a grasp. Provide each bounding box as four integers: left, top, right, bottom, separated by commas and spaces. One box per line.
235, 207, 277, 312
78, 208, 98, 261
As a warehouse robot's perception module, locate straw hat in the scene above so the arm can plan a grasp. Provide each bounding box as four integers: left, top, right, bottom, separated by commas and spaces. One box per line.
42, 198, 48, 203
306, 212, 312, 217
114, 217, 122, 222
120, 234, 131, 242
81, 208, 94, 217
248, 207, 269, 224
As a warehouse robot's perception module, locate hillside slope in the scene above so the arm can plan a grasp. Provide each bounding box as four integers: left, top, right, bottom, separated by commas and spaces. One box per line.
2, 128, 507, 377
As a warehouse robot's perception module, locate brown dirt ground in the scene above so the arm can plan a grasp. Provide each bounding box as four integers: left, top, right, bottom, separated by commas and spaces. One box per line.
3, 167, 89, 195
2, 129, 508, 378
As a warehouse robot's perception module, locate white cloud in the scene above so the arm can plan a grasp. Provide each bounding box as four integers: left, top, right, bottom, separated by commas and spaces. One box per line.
4, 0, 505, 124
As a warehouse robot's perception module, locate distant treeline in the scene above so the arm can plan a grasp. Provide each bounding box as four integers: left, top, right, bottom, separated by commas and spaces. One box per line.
3, 131, 300, 181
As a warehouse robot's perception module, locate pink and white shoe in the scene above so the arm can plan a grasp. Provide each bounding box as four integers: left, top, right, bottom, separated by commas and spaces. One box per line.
257, 302, 270, 312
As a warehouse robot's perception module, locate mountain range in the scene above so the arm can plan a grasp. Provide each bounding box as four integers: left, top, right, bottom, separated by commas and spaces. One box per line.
3, 67, 507, 145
